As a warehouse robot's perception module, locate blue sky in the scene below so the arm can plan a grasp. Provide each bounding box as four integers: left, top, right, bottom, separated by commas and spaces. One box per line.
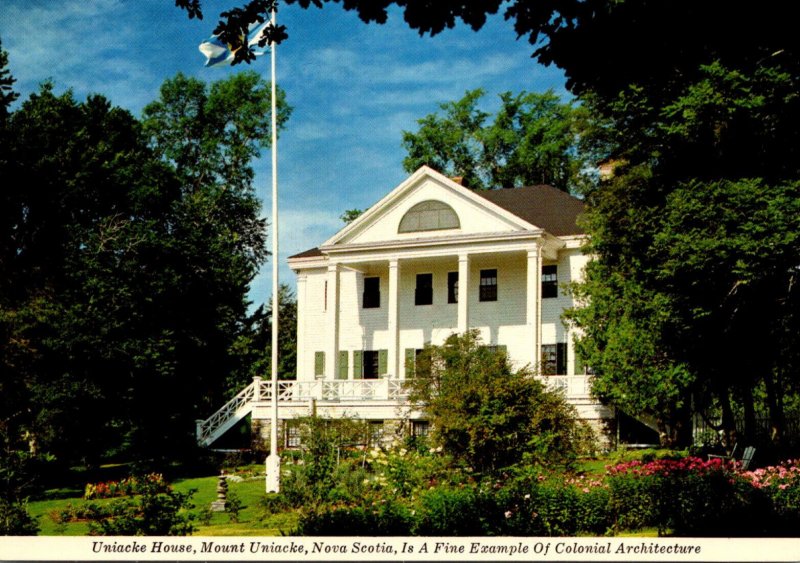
0, 0, 567, 308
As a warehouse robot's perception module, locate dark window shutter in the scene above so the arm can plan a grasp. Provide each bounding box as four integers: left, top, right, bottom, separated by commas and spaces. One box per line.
405, 348, 416, 378
378, 349, 388, 376
557, 343, 567, 375
338, 351, 349, 380
353, 350, 363, 379
314, 351, 325, 377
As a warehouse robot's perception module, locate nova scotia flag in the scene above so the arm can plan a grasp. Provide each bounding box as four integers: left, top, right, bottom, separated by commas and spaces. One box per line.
199, 20, 269, 67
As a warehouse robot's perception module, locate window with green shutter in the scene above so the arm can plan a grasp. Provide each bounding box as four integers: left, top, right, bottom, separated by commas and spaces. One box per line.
338, 351, 349, 380
314, 351, 325, 378
353, 350, 363, 379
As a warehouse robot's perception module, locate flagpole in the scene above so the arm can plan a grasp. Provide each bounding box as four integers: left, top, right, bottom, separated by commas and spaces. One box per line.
265, 4, 281, 494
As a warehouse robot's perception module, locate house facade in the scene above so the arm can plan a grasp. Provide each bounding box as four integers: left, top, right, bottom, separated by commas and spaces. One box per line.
196, 166, 612, 448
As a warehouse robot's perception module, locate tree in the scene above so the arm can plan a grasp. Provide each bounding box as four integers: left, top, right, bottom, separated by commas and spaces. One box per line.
402, 89, 585, 191
0, 38, 17, 116
241, 284, 298, 383
406, 331, 590, 473
567, 57, 800, 446
0, 67, 291, 468
339, 209, 363, 224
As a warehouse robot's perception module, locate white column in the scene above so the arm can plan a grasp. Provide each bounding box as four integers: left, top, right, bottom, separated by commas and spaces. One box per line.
295, 273, 307, 379
387, 258, 400, 378
458, 253, 470, 333
527, 245, 542, 370
325, 263, 340, 380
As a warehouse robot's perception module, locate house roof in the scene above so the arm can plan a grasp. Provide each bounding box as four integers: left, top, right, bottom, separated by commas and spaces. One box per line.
288, 183, 584, 260
474, 185, 585, 237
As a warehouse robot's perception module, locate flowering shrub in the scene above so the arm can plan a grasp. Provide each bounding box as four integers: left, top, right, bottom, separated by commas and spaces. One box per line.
742, 459, 800, 534
606, 457, 757, 535
293, 453, 800, 537
364, 443, 454, 500
84, 473, 168, 500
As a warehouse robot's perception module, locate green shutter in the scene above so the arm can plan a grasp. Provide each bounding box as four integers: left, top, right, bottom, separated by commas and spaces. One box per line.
378, 349, 388, 376
314, 351, 325, 377
353, 351, 363, 379
405, 348, 416, 378
557, 343, 568, 375
338, 351, 349, 380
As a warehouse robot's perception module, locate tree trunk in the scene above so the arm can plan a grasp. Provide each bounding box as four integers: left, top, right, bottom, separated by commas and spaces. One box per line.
764, 371, 784, 447
741, 385, 757, 445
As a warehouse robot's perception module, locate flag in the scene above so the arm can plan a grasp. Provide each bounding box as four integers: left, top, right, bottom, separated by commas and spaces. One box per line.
199, 20, 269, 67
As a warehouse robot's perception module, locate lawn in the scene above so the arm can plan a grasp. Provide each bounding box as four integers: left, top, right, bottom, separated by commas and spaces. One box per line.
28, 467, 298, 536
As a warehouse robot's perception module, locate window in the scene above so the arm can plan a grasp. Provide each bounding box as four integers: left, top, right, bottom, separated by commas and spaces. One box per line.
405, 348, 430, 378
363, 276, 380, 308
479, 269, 497, 302
284, 422, 301, 448
415, 273, 433, 305
541, 343, 567, 375
314, 351, 325, 378
358, 349, 388, 379
542, 265, 558, 298
369, 420, 384, 445
485, 345, 508, 356
412, 420, 430, 438
398, 200, 460, 233
447, 271, 458, 304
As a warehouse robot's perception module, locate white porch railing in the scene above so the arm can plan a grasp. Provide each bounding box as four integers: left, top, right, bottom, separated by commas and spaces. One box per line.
197, 375, 593, 446
538, 374, 593, 398
253, 378, 411, 402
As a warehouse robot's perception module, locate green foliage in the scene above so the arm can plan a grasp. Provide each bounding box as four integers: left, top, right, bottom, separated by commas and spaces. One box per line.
407, 331, 591, 473
294, 500, 414, 536
0, 66, 291, 469
0, 39, 17, 115
85, 479, 196, 536
224, 489, 242, 523
243, 284, 298, 380
402, 89, 586, 191
280, 416, 368, 507
0, 499, 39, 535
339, 208, 363, 224
414, 486, 487, 536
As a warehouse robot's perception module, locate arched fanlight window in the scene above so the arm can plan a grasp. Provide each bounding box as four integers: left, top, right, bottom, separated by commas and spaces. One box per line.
398, 200, 460, 233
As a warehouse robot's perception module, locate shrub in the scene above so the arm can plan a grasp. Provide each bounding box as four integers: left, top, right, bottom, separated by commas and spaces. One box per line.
0, 499, 39, 535
364, 443, 454, 500
84, 473, 168, 500
85, 478, 196, 536
606, 457, 756, 535
406, 331, 591, 474
281, 416, 369, 507
293, 500, 414, 536
413, 486, 489, 536
257, 493, 292, 519
742, 459, 800, 535
225, 489, 242, 523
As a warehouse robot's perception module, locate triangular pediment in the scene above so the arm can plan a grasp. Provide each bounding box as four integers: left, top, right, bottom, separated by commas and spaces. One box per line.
323, 167, 540, 248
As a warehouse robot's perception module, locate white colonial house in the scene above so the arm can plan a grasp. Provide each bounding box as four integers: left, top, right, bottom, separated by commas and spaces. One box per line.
196, 166, 613, 448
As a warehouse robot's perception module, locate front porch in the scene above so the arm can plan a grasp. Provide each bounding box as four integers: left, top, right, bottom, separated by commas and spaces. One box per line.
195, 374, 599, 447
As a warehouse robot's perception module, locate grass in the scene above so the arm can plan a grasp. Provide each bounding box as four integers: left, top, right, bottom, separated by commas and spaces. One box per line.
28, 467, 298, 536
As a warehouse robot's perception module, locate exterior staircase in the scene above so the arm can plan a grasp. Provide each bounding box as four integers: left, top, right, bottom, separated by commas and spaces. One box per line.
195, 377, 263, 447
